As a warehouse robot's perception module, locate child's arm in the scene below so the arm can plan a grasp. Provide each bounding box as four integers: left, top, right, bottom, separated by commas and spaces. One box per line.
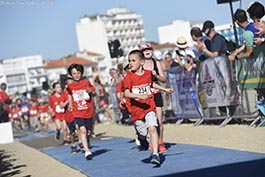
124, 89, 149, 100
153, 83, 174, 94
67, 94, 73, 111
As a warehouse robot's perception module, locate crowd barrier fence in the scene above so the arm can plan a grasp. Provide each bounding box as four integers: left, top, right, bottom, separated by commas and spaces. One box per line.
164, 45, 265, 127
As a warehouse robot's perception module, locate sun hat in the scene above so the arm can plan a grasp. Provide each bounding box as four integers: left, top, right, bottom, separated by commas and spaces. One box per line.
175, 36, 188, 49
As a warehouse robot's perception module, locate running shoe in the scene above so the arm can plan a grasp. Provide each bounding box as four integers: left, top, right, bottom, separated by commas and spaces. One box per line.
55, 130, 60, 140
150, 154, 160, 165
85, 151, 92, 160
71, 146, 77, 154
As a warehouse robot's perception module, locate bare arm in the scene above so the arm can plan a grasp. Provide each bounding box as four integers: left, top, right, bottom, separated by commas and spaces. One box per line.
153, 60, 167, 83
153, 83, 174, 94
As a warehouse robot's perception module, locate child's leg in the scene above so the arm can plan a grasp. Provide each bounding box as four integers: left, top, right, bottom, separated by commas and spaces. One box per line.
62, 120, 69, 141
148, 126, 159, 154
145, 111, 159, 154
54, 119, 61, 139
54, 119, 61, 131
79, 126, 89, 151
134, 120, 149, 150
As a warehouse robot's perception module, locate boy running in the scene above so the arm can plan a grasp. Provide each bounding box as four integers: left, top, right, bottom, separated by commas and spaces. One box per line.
67, 63, 96, 160
123, 50, 173, 165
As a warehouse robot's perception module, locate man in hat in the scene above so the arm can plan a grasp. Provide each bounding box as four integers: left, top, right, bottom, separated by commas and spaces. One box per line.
200, 20, 228, 58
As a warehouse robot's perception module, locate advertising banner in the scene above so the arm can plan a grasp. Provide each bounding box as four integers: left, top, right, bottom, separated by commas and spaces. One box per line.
237, 45, 265, 89
166, 67, 201, 119
197, 56, 240, 108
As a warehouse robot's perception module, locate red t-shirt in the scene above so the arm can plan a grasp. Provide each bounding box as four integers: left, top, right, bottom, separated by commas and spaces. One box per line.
38, 104, 49, 118
29, 103, 38, 117
61, 90, 74, 123
123, 70, 156, 121
67, 79, 95, 119
48, 94, 65, 121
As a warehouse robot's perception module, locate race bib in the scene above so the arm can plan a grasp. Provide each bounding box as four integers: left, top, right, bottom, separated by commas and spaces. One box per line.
30, 110, 38, 115
55, 105, 65, 113
21, 107, 29, 112
132, 84, 151, 95
73, 90, 90, 101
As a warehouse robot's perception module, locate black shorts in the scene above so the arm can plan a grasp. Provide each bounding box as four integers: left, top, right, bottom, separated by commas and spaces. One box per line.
154, 93, 163, 107
75, 118, 93, 131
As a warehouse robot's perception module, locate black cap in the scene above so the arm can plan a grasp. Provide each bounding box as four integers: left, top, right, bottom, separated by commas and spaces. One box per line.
202, 20, 214, 36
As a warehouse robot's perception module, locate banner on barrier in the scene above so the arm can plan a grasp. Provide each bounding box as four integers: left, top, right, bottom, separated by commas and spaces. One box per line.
166, 67, 201, 119
197, 56, 240, 108
237, 45, 265, 89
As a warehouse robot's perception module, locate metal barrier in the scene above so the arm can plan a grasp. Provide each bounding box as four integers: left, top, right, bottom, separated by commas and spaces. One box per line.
164, 47, 265, 127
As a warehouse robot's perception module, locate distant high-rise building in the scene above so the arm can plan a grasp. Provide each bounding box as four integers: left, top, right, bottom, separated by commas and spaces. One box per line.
76, 7, 146, 59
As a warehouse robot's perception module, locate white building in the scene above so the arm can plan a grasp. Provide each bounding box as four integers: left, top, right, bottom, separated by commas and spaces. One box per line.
158, 20, 195, 46
76, 7, 146, 61
0, 55, 47, 95
158, 20, 243, 49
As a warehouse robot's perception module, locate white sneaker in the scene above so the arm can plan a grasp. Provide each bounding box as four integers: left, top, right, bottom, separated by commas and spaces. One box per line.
85, 151, 92, 160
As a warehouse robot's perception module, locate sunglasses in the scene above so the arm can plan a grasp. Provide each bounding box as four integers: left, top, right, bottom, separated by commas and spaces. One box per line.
141, 48, 152, 52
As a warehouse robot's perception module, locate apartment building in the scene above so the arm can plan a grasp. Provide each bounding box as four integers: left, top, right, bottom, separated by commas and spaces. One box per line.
76, 6, 146, 63
0, 55, 47, 95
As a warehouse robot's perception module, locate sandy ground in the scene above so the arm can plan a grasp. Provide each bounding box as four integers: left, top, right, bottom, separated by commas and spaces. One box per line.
0, 122, 265, 177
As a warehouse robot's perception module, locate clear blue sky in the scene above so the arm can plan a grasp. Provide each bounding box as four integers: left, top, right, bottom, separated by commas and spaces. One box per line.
0, 0, 255, 60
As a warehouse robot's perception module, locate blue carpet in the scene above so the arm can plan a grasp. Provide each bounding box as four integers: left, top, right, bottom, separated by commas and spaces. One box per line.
42, 137, 265, 177
15, 130, 55, 141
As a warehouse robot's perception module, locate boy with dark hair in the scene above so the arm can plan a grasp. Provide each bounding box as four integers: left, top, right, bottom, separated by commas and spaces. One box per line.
67, 63, 96, 160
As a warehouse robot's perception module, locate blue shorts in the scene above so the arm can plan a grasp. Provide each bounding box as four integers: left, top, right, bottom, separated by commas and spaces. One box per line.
67, 120, 76, 135
75, 118, 93, 131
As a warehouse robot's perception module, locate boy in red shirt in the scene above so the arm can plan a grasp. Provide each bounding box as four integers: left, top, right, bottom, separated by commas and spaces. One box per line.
123, 50, 173, 165
67, 63, 96, 160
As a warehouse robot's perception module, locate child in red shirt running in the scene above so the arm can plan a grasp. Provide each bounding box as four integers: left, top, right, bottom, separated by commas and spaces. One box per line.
37, 98, 50, 132
67, 63, 96, 160
60, 77, 81, 154
123, 50, 173, 165
116, 62, 131, 125
48, 82, 69, 144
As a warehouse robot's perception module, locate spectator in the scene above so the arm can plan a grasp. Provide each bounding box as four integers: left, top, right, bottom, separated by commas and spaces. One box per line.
247, 1, 265, 22
228, 9, 256, 61
163, 52, 180, 70
254, 21, 265, 36
201, 20, 228, 58
190, 26, 211, 61
185, 50, 197, 72
246, 2, 265, 45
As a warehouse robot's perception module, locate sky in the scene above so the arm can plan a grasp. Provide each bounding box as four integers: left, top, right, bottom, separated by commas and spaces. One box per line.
0, 0, 256, 60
